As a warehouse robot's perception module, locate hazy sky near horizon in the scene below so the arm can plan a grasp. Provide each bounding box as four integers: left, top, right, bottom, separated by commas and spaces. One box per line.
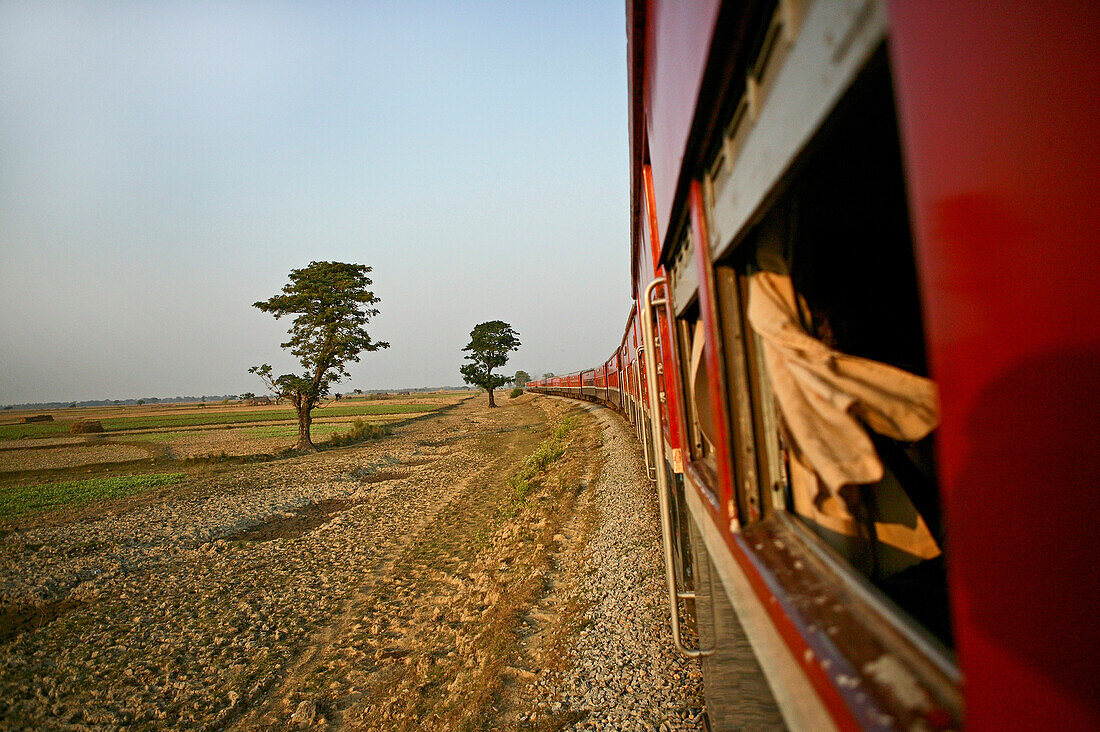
0, 0, 631, 404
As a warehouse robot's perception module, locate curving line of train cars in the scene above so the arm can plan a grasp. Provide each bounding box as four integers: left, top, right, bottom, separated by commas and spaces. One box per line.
528, 1, 1099, 730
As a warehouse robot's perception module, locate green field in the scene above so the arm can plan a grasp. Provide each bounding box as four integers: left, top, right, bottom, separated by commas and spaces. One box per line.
99, 403, 439, 431
0, 423, 70, 440
0, 473, 184, 518
242, 423, 345, 439
0, 402, 442, 441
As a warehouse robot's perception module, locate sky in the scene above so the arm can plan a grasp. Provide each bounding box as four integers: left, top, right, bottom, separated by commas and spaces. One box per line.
0, 0, 631, 404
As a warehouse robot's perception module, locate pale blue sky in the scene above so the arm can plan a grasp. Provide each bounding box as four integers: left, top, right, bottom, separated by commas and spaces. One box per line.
0, 0, 630, 403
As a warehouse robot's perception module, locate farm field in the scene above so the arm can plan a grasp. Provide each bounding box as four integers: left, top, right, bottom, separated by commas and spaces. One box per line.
0, 393, 704, 729
0, 392, 470, 477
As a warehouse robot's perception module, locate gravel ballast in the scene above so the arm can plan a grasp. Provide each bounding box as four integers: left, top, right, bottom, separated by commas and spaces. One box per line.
521, 400, 705, 731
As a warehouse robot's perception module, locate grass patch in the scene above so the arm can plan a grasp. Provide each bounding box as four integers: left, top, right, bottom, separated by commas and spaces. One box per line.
551, 415, 578, 440
0, 473, 184, 518
326, 418, 393, 447
132, 431, 198, 444
243, 423, 345, 439
506, 416, 579, 511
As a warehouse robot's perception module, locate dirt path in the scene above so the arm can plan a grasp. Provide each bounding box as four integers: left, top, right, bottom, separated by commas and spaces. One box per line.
0, 394, 704, 730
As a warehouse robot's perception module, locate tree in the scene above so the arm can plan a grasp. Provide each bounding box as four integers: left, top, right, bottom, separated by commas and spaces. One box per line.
513, 370, 531, 387
460, 321, 520, 408
250, 261, 389, 451
542, 372, 555, 379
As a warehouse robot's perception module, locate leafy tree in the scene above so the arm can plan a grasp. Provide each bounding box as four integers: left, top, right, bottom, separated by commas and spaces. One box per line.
460, 321, 520, 408
512, 370, 531, 387
250, 261, 389, 450
242, 392, 256, 400
137, 399, 145, 406
542, 372, 555, 379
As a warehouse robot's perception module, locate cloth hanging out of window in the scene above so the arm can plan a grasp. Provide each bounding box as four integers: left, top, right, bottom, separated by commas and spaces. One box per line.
746, 271, 940, 494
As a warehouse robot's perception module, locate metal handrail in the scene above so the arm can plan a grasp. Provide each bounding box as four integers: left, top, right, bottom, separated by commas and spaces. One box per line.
641, 276, 713, 659
636, 346, 657, 481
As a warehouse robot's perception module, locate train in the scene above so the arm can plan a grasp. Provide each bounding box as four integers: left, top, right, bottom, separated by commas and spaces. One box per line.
528, 1, 1099, 729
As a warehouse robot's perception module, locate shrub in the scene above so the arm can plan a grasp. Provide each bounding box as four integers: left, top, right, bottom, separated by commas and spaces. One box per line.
504, 415, 579, 512
509, 387, 524, 398
327, 418, 393, 446
552, 415, 578, 440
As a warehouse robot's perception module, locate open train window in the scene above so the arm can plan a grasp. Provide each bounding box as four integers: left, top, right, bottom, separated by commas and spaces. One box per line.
710, 49, 951, 646
667, 226, 725, 504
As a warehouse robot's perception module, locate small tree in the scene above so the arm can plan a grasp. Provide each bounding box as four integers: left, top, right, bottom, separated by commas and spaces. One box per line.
250, 261, 389, 451
460, 321, 520, 408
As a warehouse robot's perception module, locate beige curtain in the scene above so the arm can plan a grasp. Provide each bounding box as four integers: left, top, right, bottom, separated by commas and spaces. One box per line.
746, 271, 939, 495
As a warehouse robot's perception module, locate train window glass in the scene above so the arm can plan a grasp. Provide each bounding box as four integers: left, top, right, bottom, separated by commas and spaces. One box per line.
710, 49, 951, 645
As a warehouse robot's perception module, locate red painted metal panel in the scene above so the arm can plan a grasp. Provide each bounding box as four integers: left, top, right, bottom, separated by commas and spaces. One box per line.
644, 0, 721, 246
888, 2, 1100, 727
642, 165, 686, 455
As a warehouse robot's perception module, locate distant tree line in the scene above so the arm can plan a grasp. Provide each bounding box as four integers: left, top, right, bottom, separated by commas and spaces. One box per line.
0, 395, 244, 411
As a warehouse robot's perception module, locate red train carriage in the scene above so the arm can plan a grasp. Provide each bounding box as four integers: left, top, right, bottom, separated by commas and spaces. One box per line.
529, 1, 1100, 729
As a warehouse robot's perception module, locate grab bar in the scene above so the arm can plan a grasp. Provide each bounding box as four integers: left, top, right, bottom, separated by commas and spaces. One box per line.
641, 276, 712, 659
636, 346, 657, 481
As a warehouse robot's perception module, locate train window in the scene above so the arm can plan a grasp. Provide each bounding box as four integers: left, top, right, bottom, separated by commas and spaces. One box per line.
709, 49, 952, 645
668, 227, 723, 498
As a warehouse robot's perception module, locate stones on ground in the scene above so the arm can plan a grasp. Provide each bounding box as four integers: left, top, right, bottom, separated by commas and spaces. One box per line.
521, 400, 705, 731
289, 699, 317, 726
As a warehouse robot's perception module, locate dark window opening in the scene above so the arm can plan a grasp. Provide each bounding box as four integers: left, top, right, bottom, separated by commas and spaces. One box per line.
716, 49, 951, 646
